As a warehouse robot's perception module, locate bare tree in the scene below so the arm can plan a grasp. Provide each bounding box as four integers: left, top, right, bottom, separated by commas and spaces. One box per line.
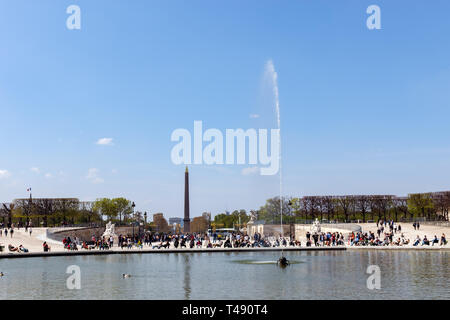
356, 195, 370, 222
394, 197, 409, 220
375, 195, 394, 221
303, 196, 321, 221
322, 196, 335, 222
33, 198, 55, 227
1, 203, 14, 226
431, 191, 450, 221
336, 196, 354, 222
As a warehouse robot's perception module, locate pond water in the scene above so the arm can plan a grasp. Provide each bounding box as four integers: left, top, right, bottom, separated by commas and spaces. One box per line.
0, 250, 448, 299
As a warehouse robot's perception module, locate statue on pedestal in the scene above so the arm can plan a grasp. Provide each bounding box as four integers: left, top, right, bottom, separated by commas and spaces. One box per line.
311, 218, 321, 234
249, 210, 258, 223
102, 221, 116, 237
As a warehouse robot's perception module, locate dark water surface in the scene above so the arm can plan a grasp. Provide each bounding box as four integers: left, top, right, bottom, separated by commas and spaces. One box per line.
0, 250, 448, 299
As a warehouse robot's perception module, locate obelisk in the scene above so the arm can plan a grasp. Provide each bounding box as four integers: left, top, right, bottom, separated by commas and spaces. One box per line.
183, 166, 191, 233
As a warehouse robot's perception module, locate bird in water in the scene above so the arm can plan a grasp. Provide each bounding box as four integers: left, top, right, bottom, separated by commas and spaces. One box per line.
0, 272, 4, 277
122, 273, 131, 278
277, 256, 289, 268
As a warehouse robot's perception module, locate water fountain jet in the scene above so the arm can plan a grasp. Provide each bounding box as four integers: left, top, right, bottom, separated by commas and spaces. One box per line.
265, 59, 287, 267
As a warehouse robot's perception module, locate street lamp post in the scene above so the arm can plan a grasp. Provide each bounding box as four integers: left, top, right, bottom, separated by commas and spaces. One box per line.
132, 202, 136, 238
288, 200, 294, 240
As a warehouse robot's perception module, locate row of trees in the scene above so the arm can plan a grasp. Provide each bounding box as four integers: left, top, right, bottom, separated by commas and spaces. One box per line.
163, 210, 250, 234
0, 197, 136, 227
136, 191, 450, 234
92, 198, 134, 224
213, 210, 250, 229
256, 191, 450, 224
1, 191, 448, 230
0, 198, 102, 227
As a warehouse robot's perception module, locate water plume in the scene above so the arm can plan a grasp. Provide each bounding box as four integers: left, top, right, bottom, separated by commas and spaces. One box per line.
264, 59, 283, 235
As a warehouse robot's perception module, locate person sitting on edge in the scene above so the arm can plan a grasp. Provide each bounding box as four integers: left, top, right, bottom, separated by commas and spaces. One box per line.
273, 239, 280, 247
19, 245, 29, 253
8, 244, 18, 252
224, 239, 232, 248
413, 236, 421, 246
152, 241, 162, 249
43, 242, 51, 252
440, 234, 447, 246
161, 240, 170, 249
422, 236, 430, 246
351, 235, 359, 246
431, 235, 439, 246
213, 240, 223, 248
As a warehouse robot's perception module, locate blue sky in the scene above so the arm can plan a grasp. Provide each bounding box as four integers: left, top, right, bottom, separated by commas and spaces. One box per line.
1, 0, 449, 219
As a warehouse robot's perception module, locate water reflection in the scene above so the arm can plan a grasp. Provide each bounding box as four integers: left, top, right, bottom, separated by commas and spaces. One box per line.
183, 254, 191, 300
0, 251, 448, 300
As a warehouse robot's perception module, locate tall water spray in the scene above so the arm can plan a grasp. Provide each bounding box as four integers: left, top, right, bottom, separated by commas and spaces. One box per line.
264, 60, 282, 236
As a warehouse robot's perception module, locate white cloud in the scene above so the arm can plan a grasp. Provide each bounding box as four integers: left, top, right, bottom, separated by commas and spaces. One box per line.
45, 173, 53, 179
86, 168, 97, 179
249, 114, 260, 118
96, 138, 114, 146
241, 167, 259, 176
30, 167, 40, 174
0, 169, 11, 179
112, 169, 118, 174
92, 177, 104, 184
86, 168, 104, 184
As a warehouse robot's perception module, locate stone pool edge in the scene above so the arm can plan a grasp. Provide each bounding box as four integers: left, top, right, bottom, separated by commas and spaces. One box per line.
1, 246, 449, 259
1, 246, 345, 259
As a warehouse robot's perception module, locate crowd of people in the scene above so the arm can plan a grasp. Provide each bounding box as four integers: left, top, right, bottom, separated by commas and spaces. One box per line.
63, 221, 448, 251
55, 231, 348, 251
0, 220, 448, 254
0, 222, 33, 253
347, 220, 448, 247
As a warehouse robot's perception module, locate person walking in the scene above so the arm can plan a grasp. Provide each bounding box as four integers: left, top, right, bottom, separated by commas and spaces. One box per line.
29, 227, 32, 237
